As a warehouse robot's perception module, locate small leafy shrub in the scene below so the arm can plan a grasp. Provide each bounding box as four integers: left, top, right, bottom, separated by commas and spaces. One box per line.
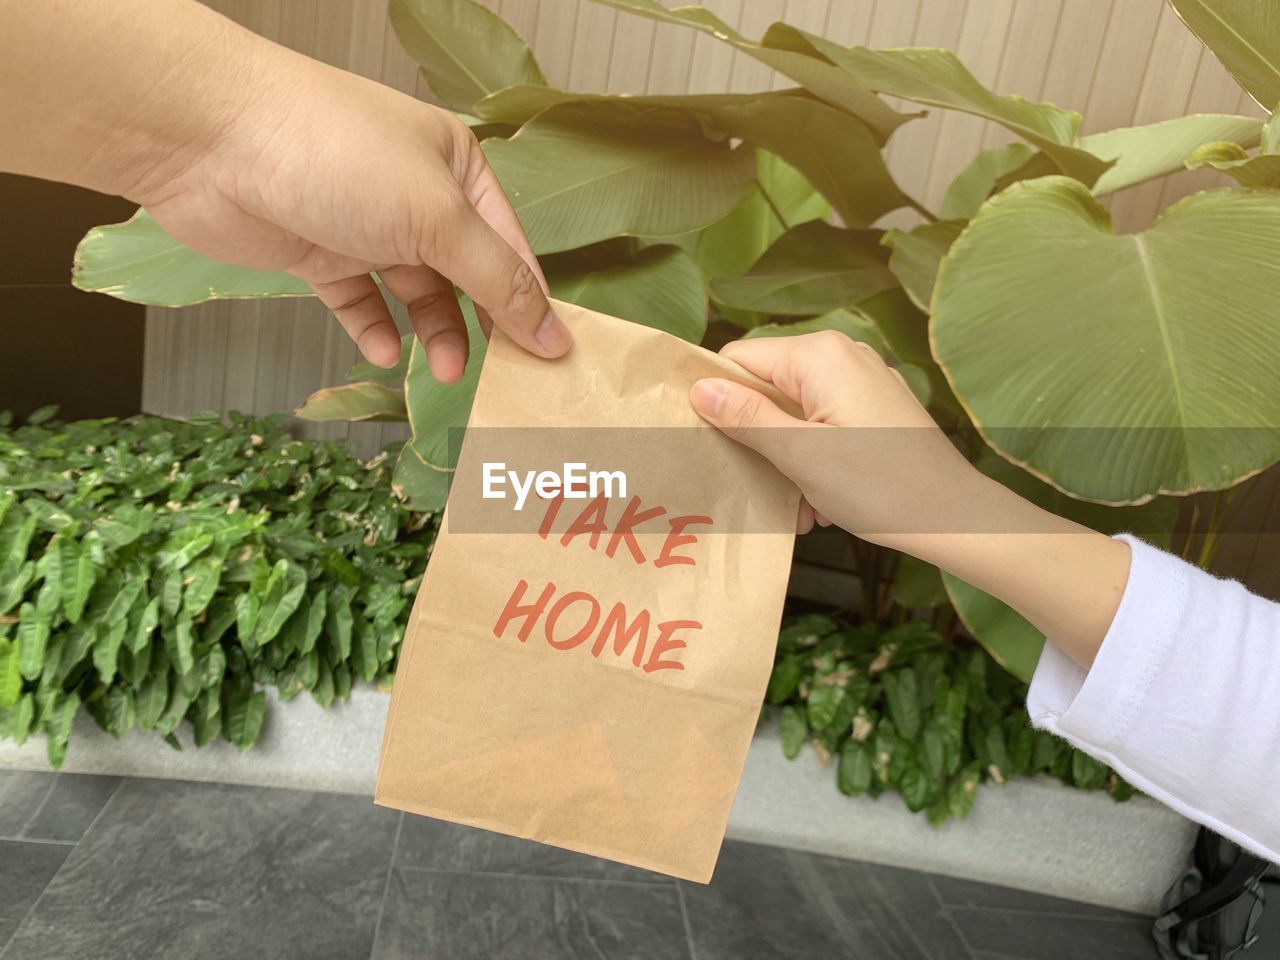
0, 408, 433, 765
766, 612, 1134, 825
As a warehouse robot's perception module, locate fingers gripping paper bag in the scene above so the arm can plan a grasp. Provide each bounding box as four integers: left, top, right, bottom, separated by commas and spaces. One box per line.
375, 299, 799, 882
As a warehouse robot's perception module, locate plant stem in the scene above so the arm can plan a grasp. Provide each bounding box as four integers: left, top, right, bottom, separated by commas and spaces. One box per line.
906, 195, 938, 223
755, 179, 789, 230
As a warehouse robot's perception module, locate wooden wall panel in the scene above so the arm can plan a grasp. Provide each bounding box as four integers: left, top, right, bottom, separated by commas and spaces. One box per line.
143, 0, 1273, 581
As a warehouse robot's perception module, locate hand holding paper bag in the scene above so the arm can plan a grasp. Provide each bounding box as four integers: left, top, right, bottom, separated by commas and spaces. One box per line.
375, 299, 799, 882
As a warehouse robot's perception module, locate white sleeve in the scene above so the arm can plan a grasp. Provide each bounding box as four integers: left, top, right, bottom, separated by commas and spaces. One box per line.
1028, 534, 1280, 864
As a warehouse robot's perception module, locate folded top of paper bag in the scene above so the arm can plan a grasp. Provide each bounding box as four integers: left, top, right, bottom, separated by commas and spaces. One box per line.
375, 298, 799, 883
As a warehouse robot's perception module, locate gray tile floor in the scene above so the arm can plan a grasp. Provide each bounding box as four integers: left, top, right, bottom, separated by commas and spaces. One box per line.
0, 770, 1157, 960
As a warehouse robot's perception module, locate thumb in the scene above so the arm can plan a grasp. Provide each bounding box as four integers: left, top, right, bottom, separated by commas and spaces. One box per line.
689, 378, 810, 468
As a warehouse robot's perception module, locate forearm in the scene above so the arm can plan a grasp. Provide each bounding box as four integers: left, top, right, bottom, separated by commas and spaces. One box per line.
898, 473, 1131, 669
0, 0, 268, 199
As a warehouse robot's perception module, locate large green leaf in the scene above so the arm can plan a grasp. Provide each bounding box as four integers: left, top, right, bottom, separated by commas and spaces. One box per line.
480, 87, 904, 227
73, 210, 310, 306
389, 0, 546, 112
1168, 0, 1280, 109
392, 298, 485, 511
1187, 141, 1280, 186
764, 28, 1108, 186
698, 150, 829, 281
0, 637, 21, 708
1081, 114, 1262, 195
711, 221, 896, 315
932, 176, 1280, 503
545, 242, 707, 343
941, 144, 1036, 220
295, 382, 408, 424
483, 101, 755, 255
943, 452, 1177, 681
699, 94, 912, 227
582, 0, 914, 142
883, 220, 966, 314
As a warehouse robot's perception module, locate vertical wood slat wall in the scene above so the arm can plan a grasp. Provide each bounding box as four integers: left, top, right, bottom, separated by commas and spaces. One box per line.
142, 0, 1278, 592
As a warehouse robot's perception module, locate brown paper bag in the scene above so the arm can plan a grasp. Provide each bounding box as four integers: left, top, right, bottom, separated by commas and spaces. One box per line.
375, 299, 799, 882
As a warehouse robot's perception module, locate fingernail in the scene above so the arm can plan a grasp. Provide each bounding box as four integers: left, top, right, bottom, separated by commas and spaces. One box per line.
690, 379, 728, 418
535, 310, 572, 356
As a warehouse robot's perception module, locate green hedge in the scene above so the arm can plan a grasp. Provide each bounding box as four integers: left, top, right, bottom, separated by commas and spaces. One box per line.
0, 408, 433, 763
766, 613, 1132, 824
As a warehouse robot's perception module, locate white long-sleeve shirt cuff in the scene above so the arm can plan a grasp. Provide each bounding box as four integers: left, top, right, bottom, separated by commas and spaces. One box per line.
1028, 534, 1280, 865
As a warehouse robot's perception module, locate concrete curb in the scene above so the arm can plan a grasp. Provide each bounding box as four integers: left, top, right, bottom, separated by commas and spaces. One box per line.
0, 686, 1193, 913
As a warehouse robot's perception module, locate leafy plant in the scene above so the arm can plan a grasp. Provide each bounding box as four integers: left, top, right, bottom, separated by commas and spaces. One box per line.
0, 408, 432, 765
70, 0, 1280, 682
767, 611, 1131, 825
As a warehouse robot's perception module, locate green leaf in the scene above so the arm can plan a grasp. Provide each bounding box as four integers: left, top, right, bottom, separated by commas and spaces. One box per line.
942, 144, 1036, 220
16, 603, 48, 681
102, 686, 135, 738
883, 220, 966, 313
711, 221, 896, 314
7, 693, 35, 747
1186, 139, 1280, 187
181, 553, 223, 619
393, 299, 485, 512
545, 242, 707, 343
932, 176, 1280, 503
165, 619, 195, 676
766, 656, 804, 704
93, 619, 128, 684
771, 30, 1107, 186
0, 560, 35, 616
1168, 0, 1280, 109
73, 210, 311, 306
389, 0, 546, 112
1071, 750, 1109, 790
135, 673, 169, 731
899, 763, 933, 813
44, 692, 80, 769
0, 509, 37, 583
157, 529, 214, 571
743, 308, 887, 355
699, 150, 829, 281
154, 687, 194, 737
580, 0, 914, 142
697, 93, 911, 228
484, 101, 755, 255
255, 561, 307, 647
222, 690, 267, 751
838, 740, 875, 796
806, 683, 846, 731
1082, 114, 1262, 195
58, 538, 96, 624
0, 637, 21, 708
326, 590, 355, 662
190, 690, 221, 747
883, 669, 922, 740
25, 405, 59, 426
294, 382, 408, 424
943, 451, 1177, 680
891, 554, 948, 610
780, 704, 807, 759
130, 596, 160, 655
946, 764, 982, 820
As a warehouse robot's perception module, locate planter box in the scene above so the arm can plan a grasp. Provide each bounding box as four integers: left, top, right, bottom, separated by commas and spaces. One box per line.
0, 686, 1193, 914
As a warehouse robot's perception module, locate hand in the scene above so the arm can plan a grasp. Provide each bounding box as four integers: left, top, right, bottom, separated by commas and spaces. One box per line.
1, 0, 569, 385
689, 332, 1132, 668
689, 332, 978, 546
135, 40, 569, 384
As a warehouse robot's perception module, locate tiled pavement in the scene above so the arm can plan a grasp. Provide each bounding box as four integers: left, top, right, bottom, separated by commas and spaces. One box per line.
0, 770, 1157, 960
